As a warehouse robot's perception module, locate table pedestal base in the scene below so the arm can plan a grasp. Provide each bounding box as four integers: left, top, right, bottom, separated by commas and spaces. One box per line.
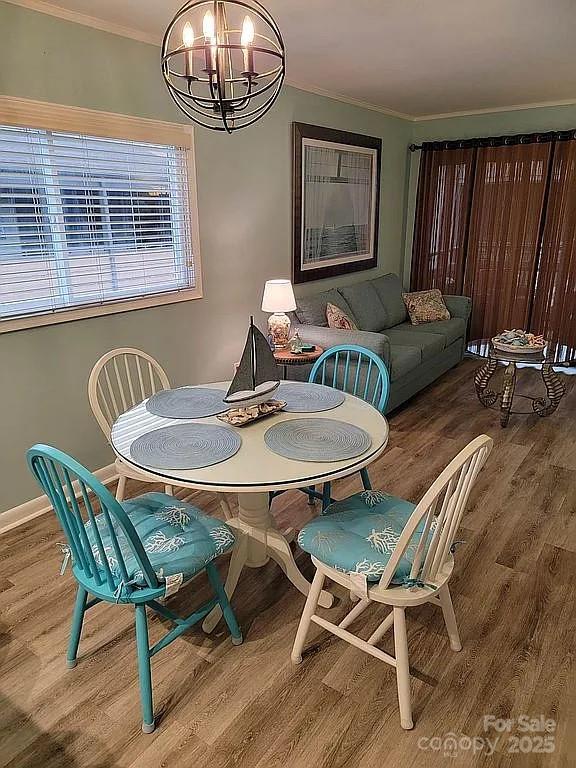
202, 491, 334, 633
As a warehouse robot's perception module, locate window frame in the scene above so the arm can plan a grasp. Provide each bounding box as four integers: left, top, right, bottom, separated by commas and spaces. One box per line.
0, 96, 202, 334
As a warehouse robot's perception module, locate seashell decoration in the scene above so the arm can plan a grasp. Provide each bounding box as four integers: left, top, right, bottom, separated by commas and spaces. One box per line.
492, 329, 546, 353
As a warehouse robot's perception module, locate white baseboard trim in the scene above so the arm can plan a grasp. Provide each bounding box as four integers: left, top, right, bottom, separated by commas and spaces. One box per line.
0, 463, 119, 535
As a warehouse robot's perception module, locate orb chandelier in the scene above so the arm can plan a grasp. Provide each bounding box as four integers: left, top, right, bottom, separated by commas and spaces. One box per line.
162, 0, 285, 133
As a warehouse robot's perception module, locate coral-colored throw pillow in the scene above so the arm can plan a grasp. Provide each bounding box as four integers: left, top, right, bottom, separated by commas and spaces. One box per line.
326, 302, 358, 330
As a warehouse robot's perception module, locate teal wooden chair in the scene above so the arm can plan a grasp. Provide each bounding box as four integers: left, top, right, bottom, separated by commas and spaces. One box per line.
306, 345, 390, 509
27, 444, 242, 734
270, 345, 390, 512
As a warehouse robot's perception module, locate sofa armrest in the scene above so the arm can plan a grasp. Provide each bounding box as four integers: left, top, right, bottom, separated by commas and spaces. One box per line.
291, 323, 390, 365
443, 295, 472, 321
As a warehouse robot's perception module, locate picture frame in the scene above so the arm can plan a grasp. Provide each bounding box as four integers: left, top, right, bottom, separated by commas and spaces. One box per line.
292, 122, 381, 284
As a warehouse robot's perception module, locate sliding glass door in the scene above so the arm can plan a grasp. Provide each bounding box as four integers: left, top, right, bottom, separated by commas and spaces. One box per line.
531, 140, 576, 354
411, 134, 576, 358
463, 143, 551, 339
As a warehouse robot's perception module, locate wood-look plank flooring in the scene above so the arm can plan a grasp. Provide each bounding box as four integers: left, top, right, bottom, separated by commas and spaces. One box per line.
1, 359, 575, 767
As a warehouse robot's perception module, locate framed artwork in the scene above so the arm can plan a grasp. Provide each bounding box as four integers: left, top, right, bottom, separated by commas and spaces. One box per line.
292, 122, 381, 284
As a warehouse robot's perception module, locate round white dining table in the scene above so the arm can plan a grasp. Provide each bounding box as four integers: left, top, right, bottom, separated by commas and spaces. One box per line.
111, 381, 389, 632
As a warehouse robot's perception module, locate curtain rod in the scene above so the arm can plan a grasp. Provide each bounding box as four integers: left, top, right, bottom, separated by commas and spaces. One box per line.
408, 128, 576, 152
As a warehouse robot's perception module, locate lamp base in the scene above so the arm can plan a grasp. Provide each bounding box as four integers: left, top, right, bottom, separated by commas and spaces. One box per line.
268, 312, 291, 349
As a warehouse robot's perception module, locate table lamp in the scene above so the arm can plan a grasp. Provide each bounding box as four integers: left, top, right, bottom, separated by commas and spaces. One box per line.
261, 279, 297, 349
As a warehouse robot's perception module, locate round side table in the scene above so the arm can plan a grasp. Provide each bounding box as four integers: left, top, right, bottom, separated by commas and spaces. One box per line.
273, 346, 323, 379
467, 338, 570, 427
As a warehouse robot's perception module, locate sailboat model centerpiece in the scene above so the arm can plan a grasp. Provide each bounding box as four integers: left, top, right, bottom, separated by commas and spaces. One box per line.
224, 317, 281, 410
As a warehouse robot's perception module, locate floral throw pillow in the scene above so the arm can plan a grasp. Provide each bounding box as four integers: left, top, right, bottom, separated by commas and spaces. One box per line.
402, 289, 450, 325
326, 302, 358, 330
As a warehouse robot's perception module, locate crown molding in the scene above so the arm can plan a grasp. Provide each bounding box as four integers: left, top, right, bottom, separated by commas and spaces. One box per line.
2, 0, 160, 45
413, 98, 576, 122
5, 0, 576, 125
285, 80, 412, 121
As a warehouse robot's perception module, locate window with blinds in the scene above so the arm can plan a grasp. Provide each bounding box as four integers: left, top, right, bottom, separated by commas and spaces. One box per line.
0, 124, 196, 324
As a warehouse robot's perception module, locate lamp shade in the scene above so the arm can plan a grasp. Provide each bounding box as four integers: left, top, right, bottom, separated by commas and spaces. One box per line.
261, 279, 296, 313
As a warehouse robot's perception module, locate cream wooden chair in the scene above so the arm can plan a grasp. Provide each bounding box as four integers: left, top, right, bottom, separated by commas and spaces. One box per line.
88, 348, 174, 501
88, 348, 234, 518
292, 434, 493, 730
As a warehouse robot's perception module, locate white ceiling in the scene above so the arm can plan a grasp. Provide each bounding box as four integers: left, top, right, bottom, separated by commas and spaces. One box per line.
12, 0, 576, 118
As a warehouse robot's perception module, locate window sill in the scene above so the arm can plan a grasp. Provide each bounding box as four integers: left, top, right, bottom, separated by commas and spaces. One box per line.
0, 287, 203, 334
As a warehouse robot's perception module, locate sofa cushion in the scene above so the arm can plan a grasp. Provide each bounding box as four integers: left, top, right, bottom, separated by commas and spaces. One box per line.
443, 295, 472, 321
389, 345, 421, 381
385, 327, 446, 359
338, 281, 388, 333
394, 317, 466, 347
295, 289, 354, 327
372, 274, 407, 327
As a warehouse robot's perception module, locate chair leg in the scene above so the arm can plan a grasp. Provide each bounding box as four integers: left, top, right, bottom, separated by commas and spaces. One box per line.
393, 607, 413, 730
66, 585, 88, 668
135, 604, 155, 734
205, 562, 243, 645
360, 467, 372, 491
115, 473, 127, 501
321, 482, 332, 512
307, 486, 316, 506
438, 585, 462, 651
339, 597, 371, 629
291, 568, 325, 664
164, 484, 174, 496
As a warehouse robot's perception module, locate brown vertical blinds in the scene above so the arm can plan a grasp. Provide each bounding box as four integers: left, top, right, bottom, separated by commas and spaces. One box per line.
411, 133, 576, 359
463, 143, 551, 339
411, 147, 476, 295
531, 140, 576, 353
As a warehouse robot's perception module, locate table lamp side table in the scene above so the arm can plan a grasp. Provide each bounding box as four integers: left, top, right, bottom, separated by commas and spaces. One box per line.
273, 346, 324, 380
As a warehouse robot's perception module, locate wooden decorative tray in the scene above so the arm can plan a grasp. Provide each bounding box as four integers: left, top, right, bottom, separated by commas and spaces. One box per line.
492, 340, 546, 354
217, 400, 286, 427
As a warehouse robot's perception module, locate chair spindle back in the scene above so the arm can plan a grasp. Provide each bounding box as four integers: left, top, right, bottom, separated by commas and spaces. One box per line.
88, 348, 170, 438
376, 435, 493, 590
27, 445, 159, 593
309, 345, 390, 413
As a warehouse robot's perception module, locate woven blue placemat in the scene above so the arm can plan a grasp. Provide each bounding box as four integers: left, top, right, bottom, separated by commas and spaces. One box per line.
275, 382, 345, 413
130, 423, 241, 470
264, 418, 371, 462
146, 387, 228, 419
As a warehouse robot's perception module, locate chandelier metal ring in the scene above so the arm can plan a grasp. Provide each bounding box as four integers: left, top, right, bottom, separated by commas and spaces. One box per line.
162, 0, 286, 133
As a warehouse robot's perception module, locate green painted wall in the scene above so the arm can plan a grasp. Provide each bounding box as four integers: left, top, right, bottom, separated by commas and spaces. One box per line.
2, 0, 574, 513
0, 2, 412, 512
404, 104, 576, 279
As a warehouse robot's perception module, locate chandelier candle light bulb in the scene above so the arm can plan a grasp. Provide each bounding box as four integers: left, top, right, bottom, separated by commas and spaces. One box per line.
182, 22, 195, 78
262, 279, 297, 349
241, 15, 255, 74
203, 9, 216, 72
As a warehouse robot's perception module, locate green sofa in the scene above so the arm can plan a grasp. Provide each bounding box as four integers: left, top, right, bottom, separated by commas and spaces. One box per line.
289, 273, 471, 412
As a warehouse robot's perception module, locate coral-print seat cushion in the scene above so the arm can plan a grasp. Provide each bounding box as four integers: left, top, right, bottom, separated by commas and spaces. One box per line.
85, 492, 235, 586
297, 490, 428, 583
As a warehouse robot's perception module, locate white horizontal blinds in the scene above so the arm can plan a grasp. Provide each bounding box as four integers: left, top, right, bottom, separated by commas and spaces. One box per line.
0, 125, 194, 319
